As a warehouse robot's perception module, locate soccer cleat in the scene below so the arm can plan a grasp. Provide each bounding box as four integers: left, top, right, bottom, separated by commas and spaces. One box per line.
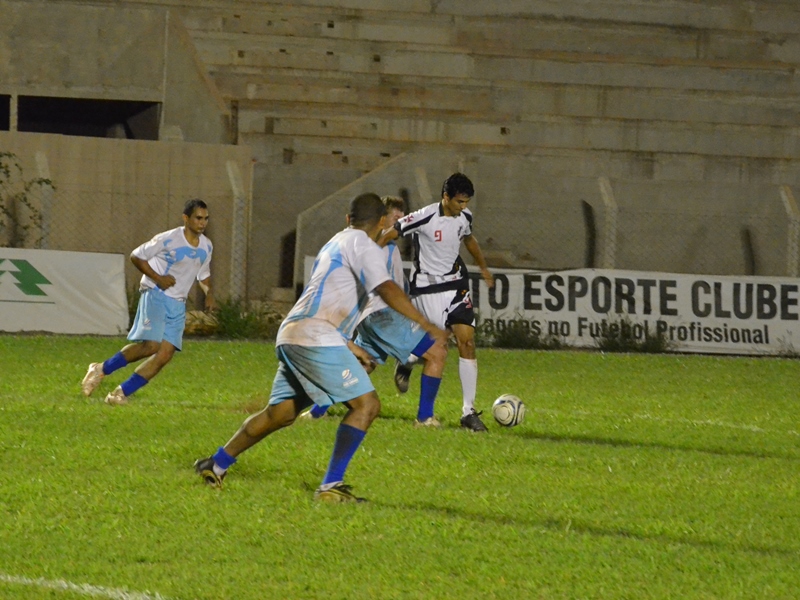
460, 409, 488, 433
313, 482, 367, 503
393, 361, 412, 394
194, 456, 225, 488
414, 416, 442, 428
104, 386, 128, 406
81, 362, 105, 396
298, 408, 327, 421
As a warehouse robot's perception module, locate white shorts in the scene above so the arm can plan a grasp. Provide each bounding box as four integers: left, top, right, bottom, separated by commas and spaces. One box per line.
412, 287, 475, 330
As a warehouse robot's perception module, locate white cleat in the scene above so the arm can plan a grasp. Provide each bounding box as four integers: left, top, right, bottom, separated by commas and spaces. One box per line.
414, 416, 442, 428
81, 363, 105, 396
104, 386, 129, 406
298, 410, 315, 421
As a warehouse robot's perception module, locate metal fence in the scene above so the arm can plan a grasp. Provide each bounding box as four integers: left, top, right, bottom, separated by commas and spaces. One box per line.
0, 165, 248, 311
4, 148, 799, 313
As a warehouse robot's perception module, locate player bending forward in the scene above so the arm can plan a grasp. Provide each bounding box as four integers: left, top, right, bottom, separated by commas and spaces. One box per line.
194, 193, 447, 502
301, 195, 449, 427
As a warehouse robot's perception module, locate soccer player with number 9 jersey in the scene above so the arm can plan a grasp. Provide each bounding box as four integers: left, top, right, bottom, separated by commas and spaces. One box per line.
383, 172, 495, 432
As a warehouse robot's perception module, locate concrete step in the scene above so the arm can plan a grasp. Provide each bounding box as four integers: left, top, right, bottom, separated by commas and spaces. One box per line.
183, 7, 800, 65
216, 72, 799, 129
134, 0, 800, 35
192, 33, 800, 98
245, 134, 800, 185
235, 107, 800, 160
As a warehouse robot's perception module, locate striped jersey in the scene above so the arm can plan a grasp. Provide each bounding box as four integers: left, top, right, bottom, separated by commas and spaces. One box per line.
277, 228, 391, 347
394, 202, 473, 295
131, 226, 212, 301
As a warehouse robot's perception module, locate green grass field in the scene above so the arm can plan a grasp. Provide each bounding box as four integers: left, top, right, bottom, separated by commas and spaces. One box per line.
1, 335, 798, 599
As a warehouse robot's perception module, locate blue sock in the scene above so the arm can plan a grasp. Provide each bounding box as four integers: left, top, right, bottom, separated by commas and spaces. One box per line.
212, 446, 237, 470
103, 352, 128, 375
120, 373, 148, 397
309, 404, 329, 418
322, 424, 366, 486
417, 374, 441, 421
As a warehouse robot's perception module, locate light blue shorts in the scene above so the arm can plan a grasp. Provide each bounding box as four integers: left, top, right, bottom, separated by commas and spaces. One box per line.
269, 344, 375, 409
354, 307, 434, 364
127, 289, 186, 351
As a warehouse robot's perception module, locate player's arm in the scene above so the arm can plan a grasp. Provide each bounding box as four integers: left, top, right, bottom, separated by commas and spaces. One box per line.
377, 224, 400, 248
198, 277, 217, 312
130, 254, 176, 290
373, 280, 449, 345
463, 234, 494, 289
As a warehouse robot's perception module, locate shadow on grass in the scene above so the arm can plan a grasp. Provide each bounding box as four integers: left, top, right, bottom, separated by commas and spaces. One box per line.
375, 500, 798, 558
516, 430, 800, 462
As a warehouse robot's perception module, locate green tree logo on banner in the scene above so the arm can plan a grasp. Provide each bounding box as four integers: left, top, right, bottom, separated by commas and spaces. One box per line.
0, 258, 51, 296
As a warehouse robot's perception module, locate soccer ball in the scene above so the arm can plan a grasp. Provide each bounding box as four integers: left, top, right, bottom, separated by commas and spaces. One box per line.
492, 394, 526, 427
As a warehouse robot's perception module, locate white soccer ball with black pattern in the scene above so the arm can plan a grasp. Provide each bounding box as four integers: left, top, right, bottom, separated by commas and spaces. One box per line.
492, 394, 526, 427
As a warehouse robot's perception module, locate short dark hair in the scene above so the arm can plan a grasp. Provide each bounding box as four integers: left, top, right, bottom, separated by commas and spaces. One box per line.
381, 195, 405, 212
349, 193, 386, 227
183, 198, 208, 217
441, 172, 474, 199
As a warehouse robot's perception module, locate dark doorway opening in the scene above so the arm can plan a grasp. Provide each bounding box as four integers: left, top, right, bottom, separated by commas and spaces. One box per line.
17, 96, 160, 139
279, 230, 296, 289
0, 95, 10, 131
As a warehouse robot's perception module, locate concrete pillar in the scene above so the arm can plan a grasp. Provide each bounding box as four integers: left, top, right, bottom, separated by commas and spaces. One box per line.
598, 176, 618, 269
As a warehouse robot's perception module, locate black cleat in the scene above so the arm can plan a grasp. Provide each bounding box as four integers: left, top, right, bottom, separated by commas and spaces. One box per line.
313, 482, 367, 503
393, 360, 412, 394
460, 409, 488, 433
194, 456, 225, 488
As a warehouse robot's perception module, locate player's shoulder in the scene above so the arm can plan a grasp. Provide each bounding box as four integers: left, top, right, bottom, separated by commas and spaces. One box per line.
461, 207, 474, 224
341, 228, 376, 252
147, 227, 181, 244
401, 202, 439, 225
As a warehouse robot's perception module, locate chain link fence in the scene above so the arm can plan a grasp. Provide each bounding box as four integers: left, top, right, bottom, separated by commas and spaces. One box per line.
0, 146, 250, 315
4, 147, 799, 324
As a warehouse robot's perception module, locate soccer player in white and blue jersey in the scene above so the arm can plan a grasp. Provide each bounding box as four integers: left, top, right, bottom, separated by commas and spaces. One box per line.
194, 193, 447, 502
382, 173, 495, 432
81, 199, 215, 405
303, 196, 448, 426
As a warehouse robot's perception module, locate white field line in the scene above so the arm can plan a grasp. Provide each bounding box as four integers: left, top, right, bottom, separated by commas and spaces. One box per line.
531, 407, 800, 437
0, 573, 174, 600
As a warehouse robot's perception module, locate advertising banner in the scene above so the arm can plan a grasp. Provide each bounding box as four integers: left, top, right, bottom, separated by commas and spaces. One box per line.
0, 248, 129, 335
305, 256, 799, 355
465, 267, 798, 356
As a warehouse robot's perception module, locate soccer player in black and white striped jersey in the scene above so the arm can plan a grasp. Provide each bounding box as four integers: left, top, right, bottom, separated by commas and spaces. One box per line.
382, 173, 495, 432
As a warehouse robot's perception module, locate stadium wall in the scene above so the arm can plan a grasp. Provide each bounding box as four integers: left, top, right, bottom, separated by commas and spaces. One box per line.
0, 131, 253, 304
3, 0, 800, 298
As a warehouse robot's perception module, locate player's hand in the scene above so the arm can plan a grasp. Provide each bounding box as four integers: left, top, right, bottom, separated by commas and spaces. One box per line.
156, 274, 177, 290
204, 297, 218, 313
348, 342, 377, 373
481, 268, 495, 289
427, 325, 450, 346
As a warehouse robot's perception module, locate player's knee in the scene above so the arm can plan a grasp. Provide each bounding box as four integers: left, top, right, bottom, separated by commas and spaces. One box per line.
424, 342, 448, 366
359, 393, 381, 422
140, 340, 160, 356
456, 336, 475, 358
153, 346, 176, 366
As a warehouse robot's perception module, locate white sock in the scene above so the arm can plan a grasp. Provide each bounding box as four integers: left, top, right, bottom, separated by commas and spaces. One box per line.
404, 354, 420, 366
212, 464, 227, 477
459, 357, 477, 416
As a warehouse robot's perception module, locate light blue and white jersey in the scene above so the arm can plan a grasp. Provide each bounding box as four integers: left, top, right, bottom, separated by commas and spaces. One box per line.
277, 228, 391, 347
131, 226, 212, 301
359, 241, 406, 322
